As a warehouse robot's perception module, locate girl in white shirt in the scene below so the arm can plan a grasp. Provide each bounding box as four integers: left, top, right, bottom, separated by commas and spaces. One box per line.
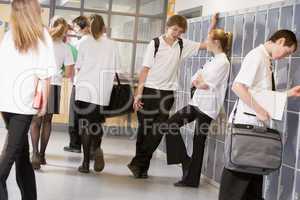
0, 0, 56, 199
162, 29, 232, 188
75, 14, 120, 173
219, 30, 300, 200
30, 16, 75, 170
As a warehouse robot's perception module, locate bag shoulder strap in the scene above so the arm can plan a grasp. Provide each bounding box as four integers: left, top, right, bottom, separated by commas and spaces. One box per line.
178, 38, 183, 58
153, 37, 160, 58
153, 37, 183, 58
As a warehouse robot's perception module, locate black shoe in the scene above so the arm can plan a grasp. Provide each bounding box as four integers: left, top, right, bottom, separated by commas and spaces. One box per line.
31, 152, 41, 170
94, 148, 105, 172
64, 146, 81, 153
139, 171, 148, 179
39, 153, 46, 165
78, 162, 90, 173
173, 180, 198, 188
127, 164, 142, 178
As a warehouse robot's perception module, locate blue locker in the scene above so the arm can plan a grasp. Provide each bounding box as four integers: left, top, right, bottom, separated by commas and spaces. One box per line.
275, 58, 290, 90
254, 10, 267, 47
279, 166, 295, 200
287, 58, 300, 112
214, 141, 225, 183
267, 8, 280, 39
193, 21, 202, 42
243, 13, 255, 56
199, 19, 209, 57
282, 112, 299, 168
293, 4, 300, 57
280, 6, 293, 30
217, 17, 225, 29
229, 58, 242, 101
264, 170, 280, 200
232, 15, 244, 57
205, 138, 216, 179
188, 22, 195, 40
191, 57, 200, 76
227, 101, 235, 119
295, 172, 300, 199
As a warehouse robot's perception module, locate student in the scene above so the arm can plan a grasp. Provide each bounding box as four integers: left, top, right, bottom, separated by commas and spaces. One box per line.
127, 14, 218, 178
30, 16, 75, 170
63, 16, 89, 154
75, 14, 120, 173
218, 30, 300, 200
0, 0, 56, 199
161, 29, 232, 188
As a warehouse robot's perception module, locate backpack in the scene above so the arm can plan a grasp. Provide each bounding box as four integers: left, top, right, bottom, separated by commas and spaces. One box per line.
153, 37, 183, 58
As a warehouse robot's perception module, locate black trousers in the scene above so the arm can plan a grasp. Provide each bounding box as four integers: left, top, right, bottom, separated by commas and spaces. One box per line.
68, 86, 81, 148
75, 101, 105, 163
219, 168, 264, 200
0, 112, 36, 200
129, 87, 175, 171
164, 105, 212, 186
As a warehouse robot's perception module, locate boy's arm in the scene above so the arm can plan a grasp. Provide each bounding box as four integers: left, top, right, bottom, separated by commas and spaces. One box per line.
198, 13, 219, 50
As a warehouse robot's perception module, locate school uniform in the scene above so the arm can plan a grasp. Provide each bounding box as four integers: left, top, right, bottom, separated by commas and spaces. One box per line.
164, 53, 230, 187
129, 35, 201, 174
74, 35, 120, 163
65, 43, 81, 151
47, 41, 74, 114
0, 29, 56, 200
219, 44, 277, 200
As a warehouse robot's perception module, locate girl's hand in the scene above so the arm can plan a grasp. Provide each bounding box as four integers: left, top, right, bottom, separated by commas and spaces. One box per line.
288, 85, 300, 97
133, 95, 144, 111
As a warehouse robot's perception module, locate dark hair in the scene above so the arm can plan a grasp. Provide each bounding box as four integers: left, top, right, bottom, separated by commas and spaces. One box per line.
166, 15, 187, 33
89, 14, 105, 40
268, 29, 298, 51
72, 15, 89, 30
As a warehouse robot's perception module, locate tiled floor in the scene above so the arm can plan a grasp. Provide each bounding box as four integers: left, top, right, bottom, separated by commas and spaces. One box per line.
0, 128, 219, 200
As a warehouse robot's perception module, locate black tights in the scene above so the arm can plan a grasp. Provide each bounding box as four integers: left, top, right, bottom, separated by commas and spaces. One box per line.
30, 114, 53, 156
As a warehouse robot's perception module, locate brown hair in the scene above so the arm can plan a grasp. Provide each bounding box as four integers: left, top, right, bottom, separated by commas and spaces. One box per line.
268, 29, 298, 52
89, 14, 105, 40
166, 15, 188, 33
10, 0, 44, 53
72, 16, 89, 30
209, 29, 233, 57
49, 16, 68, 41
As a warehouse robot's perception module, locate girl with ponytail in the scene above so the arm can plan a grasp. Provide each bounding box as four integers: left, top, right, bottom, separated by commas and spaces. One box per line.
74, 14, 120, 173
30, 16, 75, 170
160, 28, 233, 188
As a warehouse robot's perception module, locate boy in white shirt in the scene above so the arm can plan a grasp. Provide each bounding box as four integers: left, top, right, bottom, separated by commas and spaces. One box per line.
128, 14, 218, 178
219, 29, 300, 200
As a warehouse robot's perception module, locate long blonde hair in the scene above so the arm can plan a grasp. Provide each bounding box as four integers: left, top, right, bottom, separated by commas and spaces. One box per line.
10, 0, 44, 53
209, 29, 233, 58
49, 16, 68, 41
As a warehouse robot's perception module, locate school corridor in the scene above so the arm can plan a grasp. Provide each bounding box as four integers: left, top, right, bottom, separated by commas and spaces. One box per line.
1, 129, 218, 200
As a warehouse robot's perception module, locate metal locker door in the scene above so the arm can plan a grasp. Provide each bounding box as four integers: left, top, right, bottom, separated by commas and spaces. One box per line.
280, 5, 293, 29
293, 4, 300, 57
232, 15, 244, 57
243, 13, 255, 57
254, 10, 267, 47
267, 8, 280, 39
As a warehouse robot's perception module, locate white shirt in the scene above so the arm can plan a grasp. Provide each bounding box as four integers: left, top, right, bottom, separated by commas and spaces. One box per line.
229, 44, 274, 126
189, 53, 230, 119
0, 29, 56, 114
52, 41, 74, 85
143, 36, 200, 91
75, 35, 120, 106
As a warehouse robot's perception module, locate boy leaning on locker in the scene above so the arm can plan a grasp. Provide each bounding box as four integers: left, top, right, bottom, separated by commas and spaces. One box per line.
127, 13, 219, 178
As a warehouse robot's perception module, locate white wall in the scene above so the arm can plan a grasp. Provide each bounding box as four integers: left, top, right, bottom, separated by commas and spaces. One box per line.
174, 0, 203, 13
175, 0, 286, 16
